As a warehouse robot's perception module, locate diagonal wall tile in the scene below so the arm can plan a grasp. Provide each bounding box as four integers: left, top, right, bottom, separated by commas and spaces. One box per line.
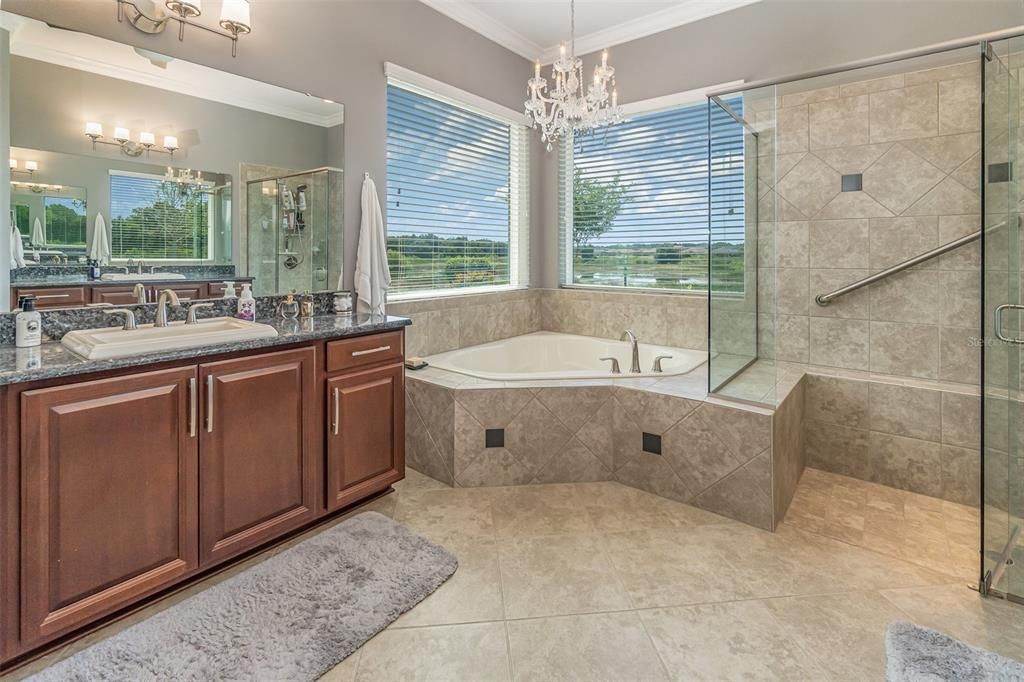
456, 387, 533, 428
532, 437, 612, 485
535, 386, 612, 433
813, 142, 891, 175
691, 450, 774, 530
505, 398, 573, 477
901, 132, 980, 173
662, 409, 746, 495
862, 144, 946, 214
776, 154, 841, 218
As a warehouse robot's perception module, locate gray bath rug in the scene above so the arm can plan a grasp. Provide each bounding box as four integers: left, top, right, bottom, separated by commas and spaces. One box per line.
30, 512, 458, 682
886, 621, 1024, 681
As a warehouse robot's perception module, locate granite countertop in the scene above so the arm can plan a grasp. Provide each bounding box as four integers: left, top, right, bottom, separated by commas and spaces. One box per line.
12, 276, 255, 288
0, 314, 410, 386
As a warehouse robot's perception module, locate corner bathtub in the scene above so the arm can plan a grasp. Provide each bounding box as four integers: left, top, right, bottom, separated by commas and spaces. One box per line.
425, 331, 706, 382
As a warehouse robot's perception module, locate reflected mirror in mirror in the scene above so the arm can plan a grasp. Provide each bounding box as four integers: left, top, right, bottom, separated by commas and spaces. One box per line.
2, 10, 343, 307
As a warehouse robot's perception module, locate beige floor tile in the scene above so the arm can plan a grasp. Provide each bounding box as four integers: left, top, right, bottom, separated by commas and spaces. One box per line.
490, 485, 595, 538
602, 526, 757, 608
575, 481, 725, 532
392, 487, 496, 544
764, 591, 911, 679
506, 612, 669, 682
498, 533, 631, 618
395, 467, 452, 493
319, 650, 361, 682
394, 538, 505, 627
881, 584, 1024, 662
354, 622, 512, 682
640, 601, 825, 681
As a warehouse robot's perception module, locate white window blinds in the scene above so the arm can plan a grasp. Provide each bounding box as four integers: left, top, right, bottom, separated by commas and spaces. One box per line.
561, 97, 746, 292
385, 79, 529, 297
110, 171, 211, 261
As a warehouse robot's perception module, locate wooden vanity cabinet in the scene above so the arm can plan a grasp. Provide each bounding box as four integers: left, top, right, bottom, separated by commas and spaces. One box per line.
0, 328, 406, 668
18, 367, 199, 647
198, 347, 318, 565
326, 363, 405, 511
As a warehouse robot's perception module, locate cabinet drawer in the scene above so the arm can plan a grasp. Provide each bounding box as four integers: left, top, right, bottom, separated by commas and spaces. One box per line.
14, 286, 88, 309
326, 330, 404, 373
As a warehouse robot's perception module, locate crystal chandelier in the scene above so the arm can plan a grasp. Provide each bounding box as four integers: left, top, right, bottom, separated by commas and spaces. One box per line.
525, 0, 622, 151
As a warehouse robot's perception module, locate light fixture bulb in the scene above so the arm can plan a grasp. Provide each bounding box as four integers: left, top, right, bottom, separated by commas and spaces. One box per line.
24, 161, 38, 172
85, 121, 103, 138
163, 135, 179, 150
114, 127, 130, 142
219, 0, 251, 34
139, 131, 156, 146
8, 159, 16, 170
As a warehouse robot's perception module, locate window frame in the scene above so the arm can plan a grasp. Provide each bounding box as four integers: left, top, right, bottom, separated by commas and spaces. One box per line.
384, 63, 530, 301
108, 169, 215, 263
559, 82, 744, 297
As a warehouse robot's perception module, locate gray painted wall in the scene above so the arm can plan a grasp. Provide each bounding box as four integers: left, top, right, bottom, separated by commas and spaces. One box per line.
0, 0, 536, 290
534, 0, 1024, 287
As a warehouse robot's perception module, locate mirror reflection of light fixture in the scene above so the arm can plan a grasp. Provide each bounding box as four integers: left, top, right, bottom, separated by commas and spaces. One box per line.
85, 121, 178, 157
9, 158, 38, 176
117, 0, 251, 57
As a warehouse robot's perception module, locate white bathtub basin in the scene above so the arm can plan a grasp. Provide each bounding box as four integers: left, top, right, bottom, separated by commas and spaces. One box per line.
99, 273, 187, 281
425, 331, 706, 381
62, 317, 279, 360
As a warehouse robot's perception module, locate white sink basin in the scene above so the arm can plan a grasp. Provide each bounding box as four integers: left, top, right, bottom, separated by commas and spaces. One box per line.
61, 317, 279, 360
99, 273, 188, 281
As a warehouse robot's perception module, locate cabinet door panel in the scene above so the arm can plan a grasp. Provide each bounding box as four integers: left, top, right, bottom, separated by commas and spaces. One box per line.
326, 362, 404, 511
199, 347, 316, 565
90, 286, 142, 306
162, 283, 208, 302
20, 367, 198, 645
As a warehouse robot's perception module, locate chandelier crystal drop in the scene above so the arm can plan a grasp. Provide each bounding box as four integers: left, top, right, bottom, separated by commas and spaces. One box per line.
525, 0, 622, 151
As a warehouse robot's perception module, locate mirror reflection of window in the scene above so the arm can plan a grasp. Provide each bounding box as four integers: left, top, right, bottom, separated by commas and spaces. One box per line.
110, 171, 213, 262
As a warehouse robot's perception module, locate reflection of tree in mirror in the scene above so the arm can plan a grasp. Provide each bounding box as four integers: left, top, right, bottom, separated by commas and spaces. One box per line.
110, 175, 210, 260
43, 197, 87, 246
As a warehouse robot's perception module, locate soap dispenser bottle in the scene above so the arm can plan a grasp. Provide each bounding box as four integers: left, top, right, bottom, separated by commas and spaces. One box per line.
16, 296, 41, 348
237, 283, 256, 321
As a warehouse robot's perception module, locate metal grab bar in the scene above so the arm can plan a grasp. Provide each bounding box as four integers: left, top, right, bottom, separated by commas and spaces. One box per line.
815, 219, 1010, 306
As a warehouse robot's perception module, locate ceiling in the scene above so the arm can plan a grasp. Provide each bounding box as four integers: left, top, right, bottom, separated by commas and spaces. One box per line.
419, 0, 761, 62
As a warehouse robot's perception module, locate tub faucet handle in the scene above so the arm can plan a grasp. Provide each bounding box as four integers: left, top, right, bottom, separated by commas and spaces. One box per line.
652, 355, 672, 373
599, 357, 621, 374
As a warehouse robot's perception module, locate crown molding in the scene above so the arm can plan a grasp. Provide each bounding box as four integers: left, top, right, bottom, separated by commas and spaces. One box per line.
417, 0, 762, 64
418, 0, 544, 59
538, 0, 762, 63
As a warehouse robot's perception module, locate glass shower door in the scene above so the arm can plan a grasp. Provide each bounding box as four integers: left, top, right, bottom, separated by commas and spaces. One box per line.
982, 36, 1023, 601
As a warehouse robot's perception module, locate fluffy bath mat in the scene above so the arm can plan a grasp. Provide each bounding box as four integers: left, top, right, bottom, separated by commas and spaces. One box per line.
30, 512, 458, 681
886, 621, 1024, 681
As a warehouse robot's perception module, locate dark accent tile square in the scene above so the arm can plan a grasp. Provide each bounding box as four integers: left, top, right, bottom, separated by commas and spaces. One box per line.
841, 174, 862, 192
485, 428, 504, 448
989, 162, 1012, 184
642, 432, 662, 455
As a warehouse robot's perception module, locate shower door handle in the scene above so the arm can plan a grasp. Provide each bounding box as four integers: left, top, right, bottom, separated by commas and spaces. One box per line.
994, 304, 1024, 344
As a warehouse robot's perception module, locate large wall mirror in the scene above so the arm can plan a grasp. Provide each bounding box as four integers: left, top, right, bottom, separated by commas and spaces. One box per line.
1, 11, 343, 305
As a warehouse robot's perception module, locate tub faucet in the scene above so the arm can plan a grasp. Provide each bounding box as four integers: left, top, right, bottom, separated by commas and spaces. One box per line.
621, 330, 641, 373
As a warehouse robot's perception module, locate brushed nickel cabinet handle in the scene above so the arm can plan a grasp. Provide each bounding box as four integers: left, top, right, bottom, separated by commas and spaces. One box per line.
189, 377, 197, 438
333, 387, 340, 436
34, 293, 71, 299
206, 375, 214, 433
351, 345, 391, 357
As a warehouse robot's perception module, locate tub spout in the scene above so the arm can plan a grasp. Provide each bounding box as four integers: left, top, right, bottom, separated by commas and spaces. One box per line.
620, 330, 641, 373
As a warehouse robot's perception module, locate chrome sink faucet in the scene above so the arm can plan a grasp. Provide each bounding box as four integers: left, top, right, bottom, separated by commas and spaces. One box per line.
154, 289, 181, 327
621, 330, 641, 373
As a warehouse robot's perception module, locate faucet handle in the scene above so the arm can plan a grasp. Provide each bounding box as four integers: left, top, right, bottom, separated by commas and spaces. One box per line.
102, 308, 138, 330
599, 357, 621, 374
186, 302, 216, 325
652, 355, 673, 373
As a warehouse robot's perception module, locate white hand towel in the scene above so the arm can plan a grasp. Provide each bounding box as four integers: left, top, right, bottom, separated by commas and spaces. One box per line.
353, 175, 391, 316
89, 213, 111, 265
10, 226, 26, 269
30, 216, 45, 248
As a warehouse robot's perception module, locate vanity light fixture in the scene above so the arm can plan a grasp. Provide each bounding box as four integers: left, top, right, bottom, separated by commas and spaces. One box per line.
116, 0, 251, 57
85, 121, 178, 157
9, 159, 38, 176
